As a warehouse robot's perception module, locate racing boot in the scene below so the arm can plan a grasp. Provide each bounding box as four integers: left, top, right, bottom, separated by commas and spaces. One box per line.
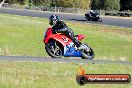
77, 43, 91, 52
74, 40, 83, 50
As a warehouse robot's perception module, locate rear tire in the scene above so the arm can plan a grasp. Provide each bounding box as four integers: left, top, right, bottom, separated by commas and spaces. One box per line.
98, 18, 102, 22
81, 45, 94, 60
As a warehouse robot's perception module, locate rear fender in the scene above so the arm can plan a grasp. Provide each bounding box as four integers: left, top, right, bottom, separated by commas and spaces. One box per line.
77, 34, 85, 41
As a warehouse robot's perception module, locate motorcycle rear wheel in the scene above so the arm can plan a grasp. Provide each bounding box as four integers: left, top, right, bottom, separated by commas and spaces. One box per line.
81, 45, 94, 60
98, 18, 102, 22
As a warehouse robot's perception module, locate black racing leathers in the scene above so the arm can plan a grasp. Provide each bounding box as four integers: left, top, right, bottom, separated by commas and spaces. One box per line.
52, 21, 81, 47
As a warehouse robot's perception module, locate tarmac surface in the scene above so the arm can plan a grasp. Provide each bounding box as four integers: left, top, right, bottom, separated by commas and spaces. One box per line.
0, 8, 132, 28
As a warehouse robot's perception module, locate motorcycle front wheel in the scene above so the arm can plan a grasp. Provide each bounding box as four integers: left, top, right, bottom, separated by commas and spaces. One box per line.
45, 41, 62, 58
85, 16, 91, 21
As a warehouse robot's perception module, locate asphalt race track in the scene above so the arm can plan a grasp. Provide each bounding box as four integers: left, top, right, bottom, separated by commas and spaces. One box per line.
0, 56, 132, 65
0, 8, 132, 64
0, 8, 132, 28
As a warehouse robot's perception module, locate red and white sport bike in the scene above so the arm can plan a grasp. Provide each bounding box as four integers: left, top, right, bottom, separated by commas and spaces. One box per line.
43, 28, 94, 60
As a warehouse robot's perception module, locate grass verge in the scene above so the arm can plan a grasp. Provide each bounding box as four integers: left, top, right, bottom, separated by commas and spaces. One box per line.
0, 61, 132, 88
0, 13, 132, 61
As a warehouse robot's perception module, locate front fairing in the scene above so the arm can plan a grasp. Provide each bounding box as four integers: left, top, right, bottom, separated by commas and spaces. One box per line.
43, 28, 52, 43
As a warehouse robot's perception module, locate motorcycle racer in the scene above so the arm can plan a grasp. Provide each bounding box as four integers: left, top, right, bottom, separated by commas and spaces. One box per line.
49, 15, 82, 50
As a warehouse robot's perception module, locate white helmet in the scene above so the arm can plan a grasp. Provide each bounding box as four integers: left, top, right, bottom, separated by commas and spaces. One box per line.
90, 10, 93, 13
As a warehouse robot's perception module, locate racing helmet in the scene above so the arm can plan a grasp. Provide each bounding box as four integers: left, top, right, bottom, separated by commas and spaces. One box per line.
49, 15, 59, 26
90, 10, 94, 13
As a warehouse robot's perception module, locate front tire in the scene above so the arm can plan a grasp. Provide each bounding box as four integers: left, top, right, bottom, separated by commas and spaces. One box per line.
45, 41, 62, 58
85, 16, 91, 21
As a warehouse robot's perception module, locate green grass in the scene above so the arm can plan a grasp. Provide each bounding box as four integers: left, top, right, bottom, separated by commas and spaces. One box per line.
0, 13, 132, 61
0, 61, 132, 88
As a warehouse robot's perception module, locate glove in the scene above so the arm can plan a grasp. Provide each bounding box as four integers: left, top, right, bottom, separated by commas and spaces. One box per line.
52, 30, 58, 34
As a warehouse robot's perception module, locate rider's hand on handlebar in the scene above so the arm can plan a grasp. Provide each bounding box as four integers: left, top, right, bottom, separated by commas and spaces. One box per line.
52, 30, 57, 34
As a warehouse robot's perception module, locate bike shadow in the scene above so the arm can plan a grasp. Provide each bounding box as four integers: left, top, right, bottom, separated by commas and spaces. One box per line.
69, 19, 103, 23
69, 19, 87, 22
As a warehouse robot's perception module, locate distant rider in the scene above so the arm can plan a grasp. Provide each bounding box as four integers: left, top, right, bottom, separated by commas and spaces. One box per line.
49, 15, 82, 50
88, 10, 95, 18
